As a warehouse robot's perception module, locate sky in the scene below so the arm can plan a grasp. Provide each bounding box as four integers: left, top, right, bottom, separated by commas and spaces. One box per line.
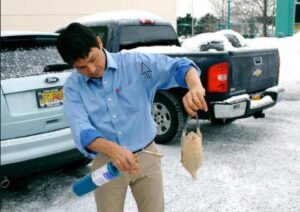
177, 0, 213, 18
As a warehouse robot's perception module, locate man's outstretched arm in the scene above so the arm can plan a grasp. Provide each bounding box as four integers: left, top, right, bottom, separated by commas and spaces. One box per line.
183, 66, 208, 117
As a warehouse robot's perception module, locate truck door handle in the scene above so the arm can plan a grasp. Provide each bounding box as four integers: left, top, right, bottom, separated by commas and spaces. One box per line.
254, 57, 263, 65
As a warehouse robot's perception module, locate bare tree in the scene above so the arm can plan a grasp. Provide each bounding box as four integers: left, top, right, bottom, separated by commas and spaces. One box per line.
234, 0, 275, 36
209, 0, 227, 23
255, 0, 276, 36
209, 0, 276, 36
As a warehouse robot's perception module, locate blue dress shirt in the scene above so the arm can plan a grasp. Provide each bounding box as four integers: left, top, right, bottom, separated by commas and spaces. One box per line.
63, 49, 200, 159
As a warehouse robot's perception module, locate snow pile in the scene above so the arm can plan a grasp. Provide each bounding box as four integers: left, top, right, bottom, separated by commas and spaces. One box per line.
73, 10, 164, 25
182, 29, 248, 52
216, 29, 248, 47
293, 31, 300, 40
1, 31, 58, 37
182, 32, 232, 52
123, 30, 245, 54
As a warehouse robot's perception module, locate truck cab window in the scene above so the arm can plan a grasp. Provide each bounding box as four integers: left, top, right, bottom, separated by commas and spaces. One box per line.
90, 26, 108, 48
119, 25, 180, 50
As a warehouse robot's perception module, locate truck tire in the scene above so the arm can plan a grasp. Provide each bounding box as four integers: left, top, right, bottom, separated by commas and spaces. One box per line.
152, 91, 187, 144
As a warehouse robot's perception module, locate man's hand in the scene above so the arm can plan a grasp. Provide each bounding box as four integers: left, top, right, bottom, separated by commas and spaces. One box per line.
87, 139, 141, 174
107, 143, 141, 174
183, 67, 208, 117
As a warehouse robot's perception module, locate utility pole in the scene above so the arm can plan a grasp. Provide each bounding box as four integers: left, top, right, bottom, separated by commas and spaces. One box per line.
222, 0, 225, 25
191, 0, 194, 36
227, 0, 232, 29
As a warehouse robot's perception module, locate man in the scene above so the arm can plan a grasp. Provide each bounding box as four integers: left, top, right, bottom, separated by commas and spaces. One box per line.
57, 22, 207, 212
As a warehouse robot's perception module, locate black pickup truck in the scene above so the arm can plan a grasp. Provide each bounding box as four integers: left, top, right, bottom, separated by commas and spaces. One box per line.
57, 11, 284, 144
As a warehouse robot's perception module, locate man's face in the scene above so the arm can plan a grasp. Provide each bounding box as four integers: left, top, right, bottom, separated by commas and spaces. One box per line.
73, 47, 106, 78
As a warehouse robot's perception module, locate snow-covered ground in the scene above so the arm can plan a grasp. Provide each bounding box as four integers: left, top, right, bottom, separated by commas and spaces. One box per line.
2, 99, 299, 212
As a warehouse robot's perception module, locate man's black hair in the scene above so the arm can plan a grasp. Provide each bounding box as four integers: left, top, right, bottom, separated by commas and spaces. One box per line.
56, 22, 99, 65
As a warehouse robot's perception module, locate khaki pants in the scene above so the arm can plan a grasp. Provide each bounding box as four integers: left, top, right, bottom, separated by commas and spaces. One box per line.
92, 142, 164, 212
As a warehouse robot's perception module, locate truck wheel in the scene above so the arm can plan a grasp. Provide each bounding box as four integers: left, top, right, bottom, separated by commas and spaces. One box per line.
210, 117, 235, 125
152, 91, 187, 144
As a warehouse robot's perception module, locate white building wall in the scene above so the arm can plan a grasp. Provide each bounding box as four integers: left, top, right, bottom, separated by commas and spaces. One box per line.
1, 0, 176, 32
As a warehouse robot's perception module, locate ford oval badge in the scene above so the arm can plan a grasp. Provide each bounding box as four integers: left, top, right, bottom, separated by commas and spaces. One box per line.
45, 76, 59, 83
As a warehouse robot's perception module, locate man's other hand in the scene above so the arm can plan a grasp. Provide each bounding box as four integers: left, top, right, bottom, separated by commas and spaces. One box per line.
184, 67, 208, 117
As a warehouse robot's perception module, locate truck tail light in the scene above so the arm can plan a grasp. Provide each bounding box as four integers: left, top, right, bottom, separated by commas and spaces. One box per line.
139, 19, 155, 25
207, 62, 229, 93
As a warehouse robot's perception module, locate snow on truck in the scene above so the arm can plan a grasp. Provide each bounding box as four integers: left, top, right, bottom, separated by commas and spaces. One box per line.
56, 11, 284, 144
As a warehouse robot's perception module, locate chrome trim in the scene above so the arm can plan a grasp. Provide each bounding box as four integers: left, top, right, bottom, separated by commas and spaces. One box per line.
250, 96, 274, 110
214, 102, 247, 118
212, 85, 284, 119
266, 85, 285, 93
45, 76, 59, 84
222, 94, 249, 104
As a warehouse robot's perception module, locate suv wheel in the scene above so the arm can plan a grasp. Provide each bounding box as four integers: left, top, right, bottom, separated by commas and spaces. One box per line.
152, 91, 187, 144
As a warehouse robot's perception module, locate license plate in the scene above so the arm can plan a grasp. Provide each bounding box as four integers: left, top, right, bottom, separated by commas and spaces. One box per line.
36, 87, 63, 108
251, 94, 262, 100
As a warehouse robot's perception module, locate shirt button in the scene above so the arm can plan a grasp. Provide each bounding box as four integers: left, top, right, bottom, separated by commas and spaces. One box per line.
118, 131, 122, 135
113, 115, 117, 118
108, 98, 112, 101
103, 81, 107, 85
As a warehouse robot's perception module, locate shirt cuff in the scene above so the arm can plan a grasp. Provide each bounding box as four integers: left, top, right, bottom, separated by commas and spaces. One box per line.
175, 58, 201, 88
80, 128, 102, 152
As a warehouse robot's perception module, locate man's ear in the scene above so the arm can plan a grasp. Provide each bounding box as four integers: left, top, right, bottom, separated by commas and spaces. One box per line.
96, 36, 103, 49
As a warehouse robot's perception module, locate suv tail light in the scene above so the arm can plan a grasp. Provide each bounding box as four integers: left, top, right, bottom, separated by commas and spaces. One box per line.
207, 62, 229, 93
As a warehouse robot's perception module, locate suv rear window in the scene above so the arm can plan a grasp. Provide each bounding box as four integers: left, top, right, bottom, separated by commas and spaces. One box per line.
119, 25, 180, 50
1, 37, 66, 80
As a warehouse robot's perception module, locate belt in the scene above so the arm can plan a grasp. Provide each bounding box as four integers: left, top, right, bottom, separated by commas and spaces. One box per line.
132, 141, 154, 154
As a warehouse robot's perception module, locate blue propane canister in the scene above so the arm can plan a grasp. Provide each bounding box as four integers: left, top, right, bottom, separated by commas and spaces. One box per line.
73, 161, 120, 196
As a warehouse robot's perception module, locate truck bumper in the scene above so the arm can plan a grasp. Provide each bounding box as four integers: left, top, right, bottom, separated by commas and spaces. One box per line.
211, 85, 284, 119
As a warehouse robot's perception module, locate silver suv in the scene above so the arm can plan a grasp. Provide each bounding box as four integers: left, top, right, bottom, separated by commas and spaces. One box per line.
0, 32, 87, 188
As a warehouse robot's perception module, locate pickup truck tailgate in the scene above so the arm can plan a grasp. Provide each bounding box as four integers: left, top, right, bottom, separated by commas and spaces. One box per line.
230, 48, 280, 94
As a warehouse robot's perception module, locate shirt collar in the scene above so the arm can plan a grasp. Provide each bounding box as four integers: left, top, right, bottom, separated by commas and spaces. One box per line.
83, 49, 117, 83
